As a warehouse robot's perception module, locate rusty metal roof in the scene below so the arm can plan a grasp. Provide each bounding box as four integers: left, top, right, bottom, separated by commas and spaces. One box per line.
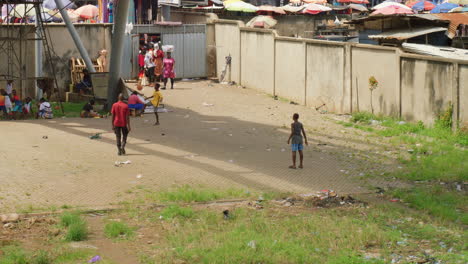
432, 13, 468, 39
368, 26, 447, 40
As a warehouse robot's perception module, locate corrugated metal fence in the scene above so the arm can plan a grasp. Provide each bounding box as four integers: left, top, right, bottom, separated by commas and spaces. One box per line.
124, 24, 206, 79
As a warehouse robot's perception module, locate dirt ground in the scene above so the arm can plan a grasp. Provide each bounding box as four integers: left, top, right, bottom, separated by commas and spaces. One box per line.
0, 80, 398, 212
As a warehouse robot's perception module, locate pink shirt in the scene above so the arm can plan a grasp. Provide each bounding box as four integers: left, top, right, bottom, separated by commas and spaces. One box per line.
128, 94, 143, 105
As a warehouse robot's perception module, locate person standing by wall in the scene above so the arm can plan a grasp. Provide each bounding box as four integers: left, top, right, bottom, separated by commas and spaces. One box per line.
154, 43, 164, 83
111, 93, 131, 155
163, 52, 176, 90
145, 49, 156, 85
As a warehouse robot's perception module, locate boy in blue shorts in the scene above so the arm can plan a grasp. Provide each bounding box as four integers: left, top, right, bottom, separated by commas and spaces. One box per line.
287, 113, 308, 169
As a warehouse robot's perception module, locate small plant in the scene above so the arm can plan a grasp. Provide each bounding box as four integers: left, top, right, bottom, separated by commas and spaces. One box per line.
368, 76, 378, 114
160, 205, 194, 219
60, 212, 82, 227
0, 246, 28, 264
31, 250, 51, 264
350, 112, 375, 124
436, 103, 453, 129
65, 222, 88, 241
104, 221, 134, 239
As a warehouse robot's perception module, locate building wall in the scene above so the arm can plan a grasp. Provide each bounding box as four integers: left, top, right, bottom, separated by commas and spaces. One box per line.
0, 24, 112, 98
458, 65, 468, 128
240, 30, 275, 94
401, 58, 453, 124
306, 42, 346, 113
275, 39, 306, 105
214, 21, 242, 83
351, 46, 399, 117
213, 20, 468, 127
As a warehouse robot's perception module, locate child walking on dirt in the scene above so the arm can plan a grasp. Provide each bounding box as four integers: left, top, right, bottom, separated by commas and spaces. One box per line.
145, 83, 163, 125
287, 113, 308, 169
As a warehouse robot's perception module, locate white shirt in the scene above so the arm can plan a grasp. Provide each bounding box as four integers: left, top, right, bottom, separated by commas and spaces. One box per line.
4, 95, 12, 108
144, 53, 155, 68
39, 102, 51, 111
24, 102, 31, 112
6, 83, 12, 94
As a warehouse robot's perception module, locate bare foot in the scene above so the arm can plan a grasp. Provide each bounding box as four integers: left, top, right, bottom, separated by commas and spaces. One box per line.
299, 165, 303, 169
289, 165, 296, 169
154, 122, 160, 126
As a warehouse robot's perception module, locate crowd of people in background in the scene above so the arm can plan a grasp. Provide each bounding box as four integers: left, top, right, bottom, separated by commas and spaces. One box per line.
138, 42, 176, 90
0, 80, 49, 120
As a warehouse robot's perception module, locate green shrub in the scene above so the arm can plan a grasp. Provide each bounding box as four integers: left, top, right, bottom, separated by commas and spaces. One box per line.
160, 205, 194, 219
60, 212, 83, 227
65, 222, 88, 241
0, 246, 28, 264
350, 112, 375, 124
104, 221, 134, 239
31, 250, 51, 264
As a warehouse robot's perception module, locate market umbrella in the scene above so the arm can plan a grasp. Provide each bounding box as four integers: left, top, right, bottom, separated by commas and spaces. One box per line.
448, 0, 468, 4
31, 12, 62, 22
449, 6, 468, 12
9, 4, 50, 17
43, 0, 76, 10
349, 3, 369, 12
223, 0, 241, 6
302, 3, 332, 14
75, 4, 99, 19
246, 15, 278, 28
430, 3, 459, 13
410, 1, 435, 11
338, 0, 369, 3
371, 5, 414, 15
257, 5, 286, 14
303, 0, 327, 4
372, 1, 412, 10
281, 4, 306, 13
226, 1, 259, 12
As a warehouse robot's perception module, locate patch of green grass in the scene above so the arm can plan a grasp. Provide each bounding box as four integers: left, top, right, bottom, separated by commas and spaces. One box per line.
60, 212, 83, 228
60, 212, 88, 242
30, 250, 51, 264
104, 221, 134, 239
0, 246, 28, 264
392, 186, 468, 224
65, 222, 88, 242
153, 204, 464, 264
350, 111, 375, 124
147, 185, 251, 203
160, 205, 194, 219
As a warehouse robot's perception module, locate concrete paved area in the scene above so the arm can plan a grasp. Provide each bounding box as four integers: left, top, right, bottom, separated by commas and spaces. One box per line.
0, 81, 394, 212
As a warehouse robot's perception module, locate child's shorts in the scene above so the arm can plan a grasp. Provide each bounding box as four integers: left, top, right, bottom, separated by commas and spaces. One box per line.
291, 144, 304, 152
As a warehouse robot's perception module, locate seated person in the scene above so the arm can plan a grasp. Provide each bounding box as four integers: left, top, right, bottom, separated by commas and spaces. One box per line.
81, 99, 101, 118
36, 98, 53, 119
76, 69, 92, 95
128, 91, 145, 116
11, 90, 22, 119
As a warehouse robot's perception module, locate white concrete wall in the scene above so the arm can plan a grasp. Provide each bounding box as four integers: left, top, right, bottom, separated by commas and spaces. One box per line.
306, 43, 346, 113
240, 30, 275, 94
215, 22, 241, 84
401, 58, 453, 124
351, 46, 399, 116
458, 64, 468, 127
274, 39, 306, 105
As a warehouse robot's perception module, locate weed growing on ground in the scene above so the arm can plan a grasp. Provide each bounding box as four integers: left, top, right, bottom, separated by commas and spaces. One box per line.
147, 185, 251, 203
0, 246, 28, 264
160, 205, 194, 219
60, 212, 82, 227
104, 221, 134, 239
343, 112, 468, 224
30, 250, 51, 264
59, 212, 88, 241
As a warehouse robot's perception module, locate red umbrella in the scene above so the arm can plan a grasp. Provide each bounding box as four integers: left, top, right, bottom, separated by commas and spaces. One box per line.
371, 5, 414, 15
351, 0, 369, 3
75, 4, 98, 19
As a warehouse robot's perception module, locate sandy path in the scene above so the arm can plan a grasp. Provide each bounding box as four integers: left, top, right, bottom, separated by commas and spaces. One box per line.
0, 81, 395, 212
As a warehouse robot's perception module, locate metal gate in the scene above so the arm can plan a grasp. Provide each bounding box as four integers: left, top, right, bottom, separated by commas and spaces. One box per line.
161, 25, 206, 79
128, 24, 207, 79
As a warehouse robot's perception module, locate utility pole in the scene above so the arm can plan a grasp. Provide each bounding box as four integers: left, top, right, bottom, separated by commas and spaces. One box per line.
107, 0, 131, 108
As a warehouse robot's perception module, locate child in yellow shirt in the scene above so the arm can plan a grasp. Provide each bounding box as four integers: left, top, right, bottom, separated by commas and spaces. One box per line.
145, 83, 163, 125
